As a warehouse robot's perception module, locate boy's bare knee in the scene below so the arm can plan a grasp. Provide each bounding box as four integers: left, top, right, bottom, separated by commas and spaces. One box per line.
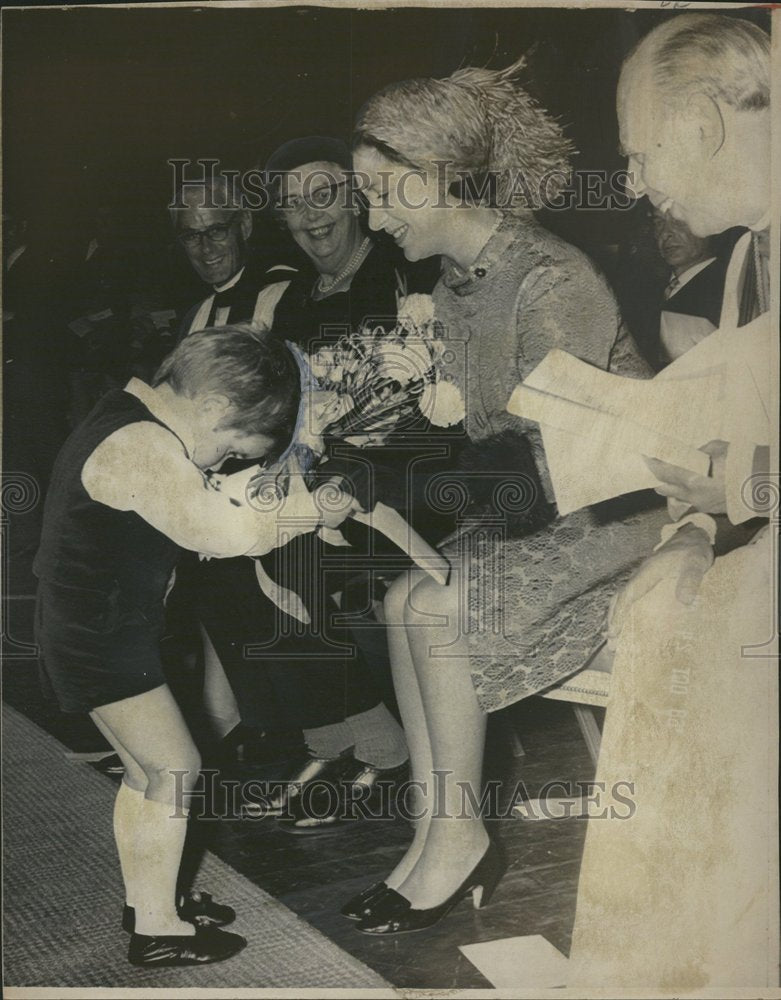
143, 748, 201, 804
177, 748, 202, 788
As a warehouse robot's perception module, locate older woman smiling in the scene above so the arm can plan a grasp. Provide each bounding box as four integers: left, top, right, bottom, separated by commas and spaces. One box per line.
263, 136, 439, 341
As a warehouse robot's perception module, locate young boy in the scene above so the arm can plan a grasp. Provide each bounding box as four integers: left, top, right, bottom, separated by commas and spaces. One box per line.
33, 324, 353, 967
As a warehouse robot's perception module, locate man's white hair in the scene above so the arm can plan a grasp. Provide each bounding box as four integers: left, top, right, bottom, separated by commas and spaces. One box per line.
626, 13, 769, 112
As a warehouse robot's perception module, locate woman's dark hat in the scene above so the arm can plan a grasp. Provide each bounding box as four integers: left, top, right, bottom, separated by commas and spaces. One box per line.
264, 136, 351, 176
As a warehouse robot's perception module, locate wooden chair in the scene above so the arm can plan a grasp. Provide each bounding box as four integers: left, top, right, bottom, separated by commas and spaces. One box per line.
539, 644, 613, 765
505, 644, 613, 766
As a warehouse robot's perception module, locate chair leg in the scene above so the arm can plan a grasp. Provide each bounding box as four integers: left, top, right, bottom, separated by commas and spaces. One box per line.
508, 727, 526, 759
499, 714, 526, 757
572, 704, 602, 766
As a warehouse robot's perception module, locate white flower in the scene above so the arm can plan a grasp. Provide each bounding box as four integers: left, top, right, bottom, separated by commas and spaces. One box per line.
374, 338, 434, 386
419, 378, 466, 427
397, 293, 436, 329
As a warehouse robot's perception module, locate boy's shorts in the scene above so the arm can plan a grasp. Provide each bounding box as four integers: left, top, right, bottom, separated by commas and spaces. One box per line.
35, 579, 167, 713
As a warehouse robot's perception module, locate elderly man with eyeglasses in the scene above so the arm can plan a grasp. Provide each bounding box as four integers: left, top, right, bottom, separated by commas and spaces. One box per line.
173, 175, 296, 337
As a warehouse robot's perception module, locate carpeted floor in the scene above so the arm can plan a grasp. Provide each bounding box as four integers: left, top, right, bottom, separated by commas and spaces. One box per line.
2, 703, 391, 991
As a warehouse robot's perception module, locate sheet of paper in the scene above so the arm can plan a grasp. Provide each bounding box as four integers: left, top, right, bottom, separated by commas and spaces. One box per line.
460, 934, 568, 989
507, 349, 729, 515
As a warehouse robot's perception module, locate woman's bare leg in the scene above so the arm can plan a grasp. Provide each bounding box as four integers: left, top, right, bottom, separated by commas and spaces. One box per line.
91, 683, 202, 937
394, 567, 490, 909
381, 570, 437, 889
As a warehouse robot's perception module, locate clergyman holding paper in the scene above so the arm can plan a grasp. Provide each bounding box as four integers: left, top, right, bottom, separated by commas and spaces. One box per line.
510, 13, 776, 989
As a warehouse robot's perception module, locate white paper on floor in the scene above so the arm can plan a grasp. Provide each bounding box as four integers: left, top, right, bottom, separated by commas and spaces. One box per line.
460, 934, 568, 988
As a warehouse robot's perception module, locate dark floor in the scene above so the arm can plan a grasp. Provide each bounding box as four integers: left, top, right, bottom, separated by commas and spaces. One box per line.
3, 592, 597, 991
206, 704, 595, 990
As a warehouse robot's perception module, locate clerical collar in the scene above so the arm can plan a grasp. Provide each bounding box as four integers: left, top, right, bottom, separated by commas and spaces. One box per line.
213, 266, 245, 294
123, 377, 195, 459
673, 256, 717, 291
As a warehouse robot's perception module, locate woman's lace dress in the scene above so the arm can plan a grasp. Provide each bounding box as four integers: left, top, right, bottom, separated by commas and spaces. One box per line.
433, 213, 669, 712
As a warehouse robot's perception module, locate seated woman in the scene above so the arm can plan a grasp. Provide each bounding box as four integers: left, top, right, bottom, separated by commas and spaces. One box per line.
262, 135, 440, 343
343, 59, 670, 932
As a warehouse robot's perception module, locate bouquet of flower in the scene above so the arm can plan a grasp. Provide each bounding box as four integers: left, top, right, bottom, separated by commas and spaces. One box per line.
213, 292, 458, 619
267, 292, 465, 483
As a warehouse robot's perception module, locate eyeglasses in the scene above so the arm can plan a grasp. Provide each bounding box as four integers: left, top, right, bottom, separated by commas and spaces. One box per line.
177, 218, 238, 248
277, 180, 349, 214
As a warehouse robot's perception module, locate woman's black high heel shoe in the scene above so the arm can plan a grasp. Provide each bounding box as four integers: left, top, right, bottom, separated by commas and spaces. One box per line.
356, 840, 505, 935
340, 880, 389, 920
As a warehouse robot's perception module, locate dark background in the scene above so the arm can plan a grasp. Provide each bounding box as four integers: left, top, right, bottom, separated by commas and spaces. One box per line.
2, 2, 769, 535
2, 3, 769, 268
0, 2, 769, 584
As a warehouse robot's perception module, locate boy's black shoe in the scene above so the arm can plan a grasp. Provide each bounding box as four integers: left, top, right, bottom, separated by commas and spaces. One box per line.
128, 924, 246, 967
122, 891, 236, 933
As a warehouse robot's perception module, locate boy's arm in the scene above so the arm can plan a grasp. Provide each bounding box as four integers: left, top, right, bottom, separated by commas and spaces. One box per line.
82, 422, 321, 557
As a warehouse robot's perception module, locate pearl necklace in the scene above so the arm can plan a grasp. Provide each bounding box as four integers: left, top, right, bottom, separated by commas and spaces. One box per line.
316, 236, 371, 294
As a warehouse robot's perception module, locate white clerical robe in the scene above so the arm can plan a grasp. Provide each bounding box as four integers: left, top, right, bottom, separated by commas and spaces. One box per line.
568, 233, 778, 989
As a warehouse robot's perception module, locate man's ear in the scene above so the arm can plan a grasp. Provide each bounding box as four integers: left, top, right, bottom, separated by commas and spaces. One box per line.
239, 209, 253, 242
685, 93, 726, 159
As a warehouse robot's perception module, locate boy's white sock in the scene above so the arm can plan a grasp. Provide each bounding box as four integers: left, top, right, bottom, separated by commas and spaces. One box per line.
132, 795, 193, 937
113, 780, 146, 909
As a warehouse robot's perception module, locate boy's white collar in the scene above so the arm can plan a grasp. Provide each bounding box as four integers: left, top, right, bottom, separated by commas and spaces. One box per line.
124, 378, 196, 458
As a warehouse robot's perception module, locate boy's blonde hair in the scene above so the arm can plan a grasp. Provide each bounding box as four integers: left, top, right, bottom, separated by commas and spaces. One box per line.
154, 324, 300, 456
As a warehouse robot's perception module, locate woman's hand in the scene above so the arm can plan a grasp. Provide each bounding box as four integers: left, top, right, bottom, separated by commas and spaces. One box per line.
606, 523, 715, 648
644, 440, 729, 514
